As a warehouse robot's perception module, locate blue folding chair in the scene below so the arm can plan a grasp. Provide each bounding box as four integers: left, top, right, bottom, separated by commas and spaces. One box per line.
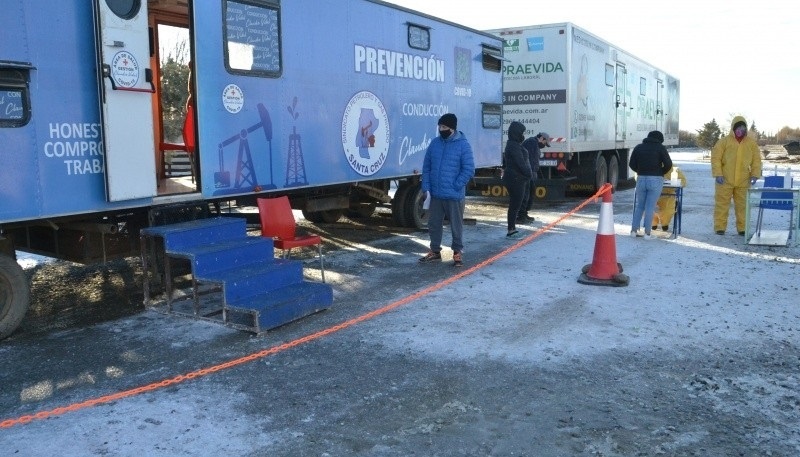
755, 175, 794, 239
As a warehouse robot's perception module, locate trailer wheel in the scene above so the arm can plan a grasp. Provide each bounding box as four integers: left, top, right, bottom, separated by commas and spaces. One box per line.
391, 183, 412, 227
301, 209, 323, 223
0, 255, 29, 340
347, 202, 377, 219
404, 183, 429, 230
319, 209, 343, 223
302, 209, 343, 224
606, 154, 619, 191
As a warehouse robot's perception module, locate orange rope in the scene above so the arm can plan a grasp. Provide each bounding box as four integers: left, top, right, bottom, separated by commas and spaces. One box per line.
0, 185, 610, 429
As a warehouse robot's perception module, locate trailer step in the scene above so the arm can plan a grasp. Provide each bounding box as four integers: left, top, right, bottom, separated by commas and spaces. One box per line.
175, 236, 275, 277
141, 216, 247, 251
140, 216, 333, 332
201, 259, 304, 303
225, 282, 333, 333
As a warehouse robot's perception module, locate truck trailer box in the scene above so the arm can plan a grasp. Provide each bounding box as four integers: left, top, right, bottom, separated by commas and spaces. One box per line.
474, 22, 679, 200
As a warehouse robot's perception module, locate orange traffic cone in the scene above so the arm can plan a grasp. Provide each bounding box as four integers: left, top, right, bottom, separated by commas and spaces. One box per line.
578, 184, 629, 287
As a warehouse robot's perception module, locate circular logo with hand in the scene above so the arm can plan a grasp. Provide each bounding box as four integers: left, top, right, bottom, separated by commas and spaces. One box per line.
341, 91, 390, 177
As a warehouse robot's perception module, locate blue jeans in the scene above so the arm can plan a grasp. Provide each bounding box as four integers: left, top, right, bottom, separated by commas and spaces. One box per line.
632, 175, 664, 234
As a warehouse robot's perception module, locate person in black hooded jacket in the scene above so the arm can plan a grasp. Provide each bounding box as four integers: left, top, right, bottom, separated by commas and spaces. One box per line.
501, 121, 531, 239
629, 130, 673, 239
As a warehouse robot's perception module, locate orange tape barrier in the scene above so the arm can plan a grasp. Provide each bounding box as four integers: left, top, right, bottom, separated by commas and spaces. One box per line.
1, 184, 611, 429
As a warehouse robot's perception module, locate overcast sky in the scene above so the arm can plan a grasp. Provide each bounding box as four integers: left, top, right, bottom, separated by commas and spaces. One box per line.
389, 0, 799, 135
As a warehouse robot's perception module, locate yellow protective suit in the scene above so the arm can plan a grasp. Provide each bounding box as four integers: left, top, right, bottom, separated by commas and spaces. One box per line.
652, 166, 687, 230
710, 116, 762, 233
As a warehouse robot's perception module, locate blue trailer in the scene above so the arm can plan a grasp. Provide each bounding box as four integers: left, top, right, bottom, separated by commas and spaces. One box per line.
0, 0, 504, 338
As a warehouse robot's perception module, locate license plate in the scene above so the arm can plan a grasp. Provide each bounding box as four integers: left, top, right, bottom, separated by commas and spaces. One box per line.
539, 159, 557, 167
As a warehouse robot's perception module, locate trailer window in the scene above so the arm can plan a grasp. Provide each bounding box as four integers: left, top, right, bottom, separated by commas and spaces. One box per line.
481, 103, 502, 129
640, 77, 647, 96
482, 45, 502, 72
0, 68, 31, 128
408, 24, 430, 51
224, 0, 282, 77
605, 64, 614, 86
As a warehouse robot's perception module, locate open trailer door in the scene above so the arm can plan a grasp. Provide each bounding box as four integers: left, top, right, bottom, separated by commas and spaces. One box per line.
93, 0, 157, 201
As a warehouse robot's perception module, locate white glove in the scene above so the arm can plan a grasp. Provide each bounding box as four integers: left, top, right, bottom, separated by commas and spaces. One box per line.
422, 191, 431, 210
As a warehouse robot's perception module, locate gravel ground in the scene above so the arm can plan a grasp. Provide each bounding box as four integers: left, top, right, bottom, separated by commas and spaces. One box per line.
2, 153, 799, 456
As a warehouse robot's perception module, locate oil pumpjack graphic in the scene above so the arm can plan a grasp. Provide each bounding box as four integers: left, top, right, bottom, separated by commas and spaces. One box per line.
213, 99, 309, 191
214, 103, 276, 190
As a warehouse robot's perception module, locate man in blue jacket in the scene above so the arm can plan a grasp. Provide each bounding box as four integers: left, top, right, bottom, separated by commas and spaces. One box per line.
419, 113, 475, 267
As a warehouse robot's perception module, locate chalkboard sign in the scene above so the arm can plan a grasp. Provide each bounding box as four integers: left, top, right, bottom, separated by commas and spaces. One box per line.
225, 1, 281, 76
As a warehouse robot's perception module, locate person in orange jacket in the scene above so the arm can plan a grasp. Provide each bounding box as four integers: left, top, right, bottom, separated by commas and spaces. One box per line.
711, 116, 761, 235
652, 166, 687, 231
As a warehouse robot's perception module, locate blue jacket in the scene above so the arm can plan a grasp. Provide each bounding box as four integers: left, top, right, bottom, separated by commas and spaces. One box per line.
421, 131, 475, 201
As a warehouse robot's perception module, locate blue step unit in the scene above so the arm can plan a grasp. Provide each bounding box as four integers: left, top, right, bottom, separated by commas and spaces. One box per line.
180, 237, 275, 277
140, 215, 333, 333
164, 236, 277, 311
142, 216, 248, 252
226, 282, 334, 333
203, 259, 303, 303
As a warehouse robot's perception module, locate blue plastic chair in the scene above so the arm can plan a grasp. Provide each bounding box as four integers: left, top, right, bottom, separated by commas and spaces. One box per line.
755, 175, 794, 239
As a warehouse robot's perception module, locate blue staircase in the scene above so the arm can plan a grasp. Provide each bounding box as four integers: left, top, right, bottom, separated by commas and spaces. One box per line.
140, 217, 332, 333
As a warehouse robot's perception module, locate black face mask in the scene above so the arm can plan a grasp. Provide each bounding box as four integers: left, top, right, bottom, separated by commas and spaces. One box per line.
439, 129, 452, 139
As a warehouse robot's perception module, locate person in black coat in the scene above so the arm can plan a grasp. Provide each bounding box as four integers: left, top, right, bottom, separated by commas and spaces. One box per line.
502, 121, 531, 238
518, 132, 552, 222
629, 130, 673, 239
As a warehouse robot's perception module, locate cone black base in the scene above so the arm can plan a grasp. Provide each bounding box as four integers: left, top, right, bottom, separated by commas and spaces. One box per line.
578, 269, 630, 287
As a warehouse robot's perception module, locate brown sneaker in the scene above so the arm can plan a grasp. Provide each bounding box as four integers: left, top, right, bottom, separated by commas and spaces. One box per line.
419, 251, 442, 263
452, 251, 463, 267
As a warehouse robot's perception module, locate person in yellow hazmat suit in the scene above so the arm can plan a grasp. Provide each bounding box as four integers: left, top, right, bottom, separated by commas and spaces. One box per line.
711, 116, 762, 235
652, 166, 687, 231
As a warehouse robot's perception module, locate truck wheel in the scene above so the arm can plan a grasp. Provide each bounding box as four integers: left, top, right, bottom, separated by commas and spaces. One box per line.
594, 155, 608, 193
0, 255, 29, 340
391, 183, 411, 227
404, 183, 428, 230
606, 154, 619, 191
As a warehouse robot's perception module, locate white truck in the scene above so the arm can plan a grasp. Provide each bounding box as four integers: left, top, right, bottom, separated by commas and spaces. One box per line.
472, 22, 680, 200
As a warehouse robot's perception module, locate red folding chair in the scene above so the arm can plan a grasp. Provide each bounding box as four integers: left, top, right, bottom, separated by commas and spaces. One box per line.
257, 196, 325, 282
